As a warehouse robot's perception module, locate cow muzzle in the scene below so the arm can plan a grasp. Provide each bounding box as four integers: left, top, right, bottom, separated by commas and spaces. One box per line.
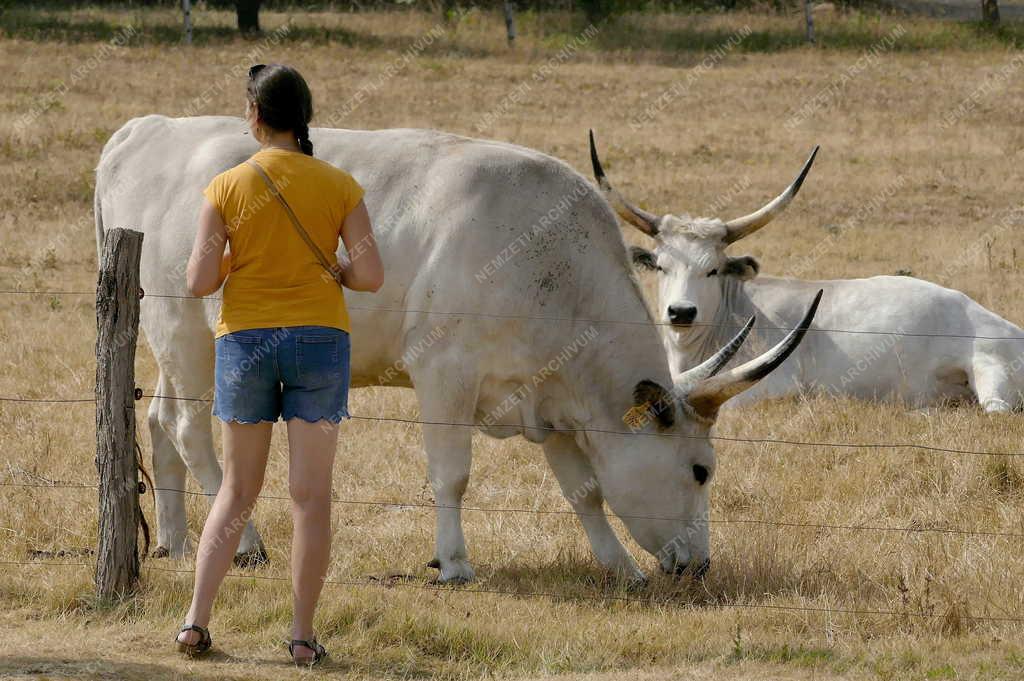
661, 557, 710, 579
666, 304, 697, 327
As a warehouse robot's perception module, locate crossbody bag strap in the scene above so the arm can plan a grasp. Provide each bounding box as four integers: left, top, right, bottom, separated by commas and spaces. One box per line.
245, 159, 344, 291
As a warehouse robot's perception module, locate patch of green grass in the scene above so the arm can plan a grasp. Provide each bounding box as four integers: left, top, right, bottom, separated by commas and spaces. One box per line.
925, 663, 958, 679
3, 4, 1023, 54
603, 13, 1024, 53
730, 642, 837, 667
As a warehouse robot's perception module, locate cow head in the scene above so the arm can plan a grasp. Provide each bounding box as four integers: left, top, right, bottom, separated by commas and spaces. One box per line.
589, 131, 817, 340
590, 291, 821, 576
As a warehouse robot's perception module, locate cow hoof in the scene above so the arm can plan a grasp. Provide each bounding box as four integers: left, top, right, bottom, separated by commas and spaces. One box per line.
233, 540, 268, 569
151, 546, 170, 559
982, 398, 1012, 413
624, 573, 649, 592
428, 558, 475, 584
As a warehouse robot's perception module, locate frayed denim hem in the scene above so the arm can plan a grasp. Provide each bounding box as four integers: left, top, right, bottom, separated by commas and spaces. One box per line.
214, 413, 278, 425
283, 408, 351, 425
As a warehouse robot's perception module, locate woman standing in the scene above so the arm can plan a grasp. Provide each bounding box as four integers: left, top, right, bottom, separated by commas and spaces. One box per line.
177, 63, 383, 666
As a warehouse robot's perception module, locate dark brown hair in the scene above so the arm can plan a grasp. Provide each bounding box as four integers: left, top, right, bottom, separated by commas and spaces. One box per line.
247, 64, 314, 156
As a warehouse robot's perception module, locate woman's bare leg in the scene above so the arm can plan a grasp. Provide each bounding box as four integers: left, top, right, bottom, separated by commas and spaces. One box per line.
286, 418, 338, 660
177, 421, 272, 644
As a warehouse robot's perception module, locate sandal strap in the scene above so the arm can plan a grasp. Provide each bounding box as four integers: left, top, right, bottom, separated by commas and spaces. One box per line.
180, 623, 209, 637
289, 638, 326, 660
178, 623, 212, 651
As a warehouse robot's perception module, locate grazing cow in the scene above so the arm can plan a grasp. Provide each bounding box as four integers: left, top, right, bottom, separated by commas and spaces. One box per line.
95, 115, 820, 583
589, 132, 1024, 412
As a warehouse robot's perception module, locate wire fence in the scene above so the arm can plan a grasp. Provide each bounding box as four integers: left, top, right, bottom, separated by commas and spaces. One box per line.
2, 285, 1023, 627
3, 479, 1022, 539
3, 287, 1024, 341
3, 391, 1024, 459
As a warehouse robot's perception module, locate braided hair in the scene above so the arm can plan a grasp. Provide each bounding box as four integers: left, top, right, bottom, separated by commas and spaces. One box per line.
247, 64, 315, 156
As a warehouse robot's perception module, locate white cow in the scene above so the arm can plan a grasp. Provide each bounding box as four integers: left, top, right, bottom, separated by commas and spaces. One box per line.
95, 115, 820, 583
589, 132, 1024, 412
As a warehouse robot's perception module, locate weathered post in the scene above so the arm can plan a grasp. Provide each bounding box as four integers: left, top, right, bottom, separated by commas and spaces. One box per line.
95, 228, 144, 601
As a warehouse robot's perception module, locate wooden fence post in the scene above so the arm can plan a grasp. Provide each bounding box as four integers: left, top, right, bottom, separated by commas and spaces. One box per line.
95, 228, 144, 602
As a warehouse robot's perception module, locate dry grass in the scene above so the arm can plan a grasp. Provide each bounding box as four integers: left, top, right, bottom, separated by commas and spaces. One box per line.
2, 5, 1024, 680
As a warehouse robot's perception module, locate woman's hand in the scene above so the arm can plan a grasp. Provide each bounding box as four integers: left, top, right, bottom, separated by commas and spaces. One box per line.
338, 200, 384, 292
187, 199, 230, 297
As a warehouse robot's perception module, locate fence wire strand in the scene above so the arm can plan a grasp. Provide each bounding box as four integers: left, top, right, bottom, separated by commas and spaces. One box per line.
3, 390, 1023, 459
2, 480, 1021, 540
3, 288, 1024, 341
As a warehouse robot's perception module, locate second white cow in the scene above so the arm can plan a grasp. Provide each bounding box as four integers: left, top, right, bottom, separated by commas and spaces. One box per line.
590, 132, 1024, 412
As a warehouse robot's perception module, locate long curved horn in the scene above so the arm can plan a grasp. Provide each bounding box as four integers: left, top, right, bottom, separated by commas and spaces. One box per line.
723, 146, 819, 244
676, 315, 756, 387
589, 130, 662, 237
685, 289, 823, 419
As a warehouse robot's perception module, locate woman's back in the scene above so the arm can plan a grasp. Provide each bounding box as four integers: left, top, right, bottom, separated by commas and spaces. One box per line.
204, 147, 364, 337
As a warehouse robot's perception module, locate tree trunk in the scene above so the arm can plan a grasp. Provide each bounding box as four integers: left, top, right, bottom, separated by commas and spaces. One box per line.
94, 228, 144, 603
442, 0, 457, 21
182, 0, 193, 44
236, 0, 262, 35
503, 1, 517, 47
982, 0, 1000, 25
803, 0, 816, 44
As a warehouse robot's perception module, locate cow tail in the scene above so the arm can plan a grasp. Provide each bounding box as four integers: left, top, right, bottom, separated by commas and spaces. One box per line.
94, 171, 105, 264
135, 439, 153, 560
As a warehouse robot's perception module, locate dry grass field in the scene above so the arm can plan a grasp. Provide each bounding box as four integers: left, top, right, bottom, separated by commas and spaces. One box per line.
2, 4, 1024, 680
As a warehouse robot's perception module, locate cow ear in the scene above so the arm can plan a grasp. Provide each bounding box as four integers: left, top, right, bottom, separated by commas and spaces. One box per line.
722, 255, 760, 280
624, 379, 676, 431
629, 246, 660, 272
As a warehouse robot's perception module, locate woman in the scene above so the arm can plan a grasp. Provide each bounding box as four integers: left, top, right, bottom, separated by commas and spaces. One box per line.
177, 63, 384, 666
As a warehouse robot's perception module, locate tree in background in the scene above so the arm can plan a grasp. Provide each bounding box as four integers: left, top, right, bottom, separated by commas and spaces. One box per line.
981, 0, 1000, 25
579, 0, 633, 22
236, 0, 262, 34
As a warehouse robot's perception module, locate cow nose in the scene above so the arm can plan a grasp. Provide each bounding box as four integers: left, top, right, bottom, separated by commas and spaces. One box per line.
674, 557, 710, 579
667, 305, 697, 326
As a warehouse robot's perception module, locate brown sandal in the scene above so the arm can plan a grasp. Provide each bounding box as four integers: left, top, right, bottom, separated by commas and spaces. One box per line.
175, 624, 212, 657
289, 636, 327, 666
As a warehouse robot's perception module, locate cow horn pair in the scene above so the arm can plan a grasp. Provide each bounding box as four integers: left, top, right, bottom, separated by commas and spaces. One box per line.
679, 289, 822, 418
657, 290, 821, 418
588, 130, 819, 244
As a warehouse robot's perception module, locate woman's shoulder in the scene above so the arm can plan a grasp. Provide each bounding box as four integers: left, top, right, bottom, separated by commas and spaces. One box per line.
310, 156, 360, 187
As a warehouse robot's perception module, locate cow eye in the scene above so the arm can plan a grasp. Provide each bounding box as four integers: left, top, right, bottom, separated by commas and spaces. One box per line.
706, 269, 718, 277
693, 464, 709, 485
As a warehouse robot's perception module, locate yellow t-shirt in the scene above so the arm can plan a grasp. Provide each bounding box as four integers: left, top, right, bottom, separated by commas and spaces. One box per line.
203, 148, 364, 338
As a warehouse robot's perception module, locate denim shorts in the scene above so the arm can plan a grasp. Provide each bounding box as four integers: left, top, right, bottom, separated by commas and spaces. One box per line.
213, 326, 351, 424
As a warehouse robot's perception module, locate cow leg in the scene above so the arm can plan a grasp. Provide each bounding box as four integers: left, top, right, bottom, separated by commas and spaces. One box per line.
159, 350, 265, 561
409, 363, 477, 584
970, 354, 1016, 413
149, 374, 188, 557
541, 433, 645, 583
422, 422, 475, 583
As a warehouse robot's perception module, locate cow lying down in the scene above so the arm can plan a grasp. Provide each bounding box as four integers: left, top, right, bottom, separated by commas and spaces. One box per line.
590, 132, 1024, 413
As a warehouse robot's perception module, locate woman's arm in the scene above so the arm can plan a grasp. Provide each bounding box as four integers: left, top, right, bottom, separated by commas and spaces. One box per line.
338, 200, 384, 292
187, 199, 230, 297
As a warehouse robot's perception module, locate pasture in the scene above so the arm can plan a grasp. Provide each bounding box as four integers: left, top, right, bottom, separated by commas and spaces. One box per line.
2, 5, 1024, 680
